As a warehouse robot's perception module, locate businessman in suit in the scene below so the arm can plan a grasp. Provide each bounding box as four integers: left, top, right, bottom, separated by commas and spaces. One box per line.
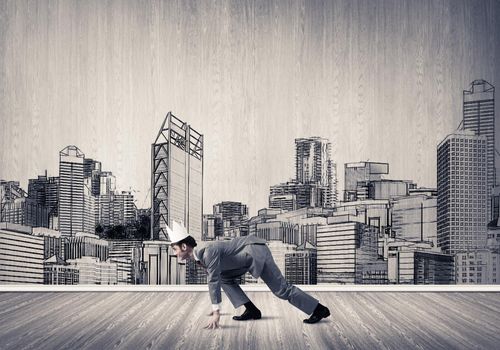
167, 221, 330, 330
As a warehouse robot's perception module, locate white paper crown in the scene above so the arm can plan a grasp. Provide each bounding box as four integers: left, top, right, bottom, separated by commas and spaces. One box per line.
166, 220, 190, 244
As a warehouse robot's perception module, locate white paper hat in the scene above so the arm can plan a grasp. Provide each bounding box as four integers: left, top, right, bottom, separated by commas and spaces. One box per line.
166, 220, 190, 244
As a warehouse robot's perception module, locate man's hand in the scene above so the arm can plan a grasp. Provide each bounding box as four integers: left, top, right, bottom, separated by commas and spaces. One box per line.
204, 309, 221, 330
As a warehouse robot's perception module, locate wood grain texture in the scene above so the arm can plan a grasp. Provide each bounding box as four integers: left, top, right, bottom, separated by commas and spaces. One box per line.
1, 292, 499, 349
0, 0, 499, 214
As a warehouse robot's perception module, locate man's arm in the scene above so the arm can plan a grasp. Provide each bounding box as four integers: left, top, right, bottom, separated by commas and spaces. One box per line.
205, 248, 222, 305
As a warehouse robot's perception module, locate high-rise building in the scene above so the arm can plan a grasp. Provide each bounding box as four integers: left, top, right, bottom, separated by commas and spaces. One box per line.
151, 112, 203, 242
462, 80, 495, 221
28, 173, 59, 219
83, 177, 96, 234
151, 112, 203, 284
437, 131, 488, 255
295, 137, 337, 207
344, 162, 389, 201
98, 171, 116, 195
82, 158, 103, 197
59, 146, 85, 238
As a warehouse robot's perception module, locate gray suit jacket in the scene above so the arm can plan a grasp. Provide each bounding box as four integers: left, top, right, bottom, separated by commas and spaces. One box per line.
196, 235, 268, 305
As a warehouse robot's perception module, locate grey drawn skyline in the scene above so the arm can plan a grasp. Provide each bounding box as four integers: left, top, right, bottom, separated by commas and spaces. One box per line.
0, 0, 499, 217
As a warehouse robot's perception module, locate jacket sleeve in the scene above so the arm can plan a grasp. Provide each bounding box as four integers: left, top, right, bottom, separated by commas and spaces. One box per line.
204, 247, 222, 305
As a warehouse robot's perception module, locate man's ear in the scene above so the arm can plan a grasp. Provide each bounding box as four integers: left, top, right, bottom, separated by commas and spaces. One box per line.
181, 243, 187, 251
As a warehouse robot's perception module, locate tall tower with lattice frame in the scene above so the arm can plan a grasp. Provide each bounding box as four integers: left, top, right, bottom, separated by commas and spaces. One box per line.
150, 112, 203, 284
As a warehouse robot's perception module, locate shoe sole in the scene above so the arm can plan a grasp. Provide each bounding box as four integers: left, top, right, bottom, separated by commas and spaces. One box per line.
233, 314, 262, 321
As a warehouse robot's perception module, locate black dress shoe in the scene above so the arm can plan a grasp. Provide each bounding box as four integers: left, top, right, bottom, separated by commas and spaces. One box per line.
233, 308, 262, 321
303, 304, 330, 324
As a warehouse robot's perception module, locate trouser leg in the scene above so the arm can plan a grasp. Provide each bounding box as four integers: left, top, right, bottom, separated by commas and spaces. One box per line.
221, 273, 250, 308
259, 255, 319, 315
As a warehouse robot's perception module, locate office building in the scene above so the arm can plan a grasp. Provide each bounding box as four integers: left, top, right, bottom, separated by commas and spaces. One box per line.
295, 137, 337, 207
344, 162, 389, 202
44, 255, 79, 285
64, 232, 109, 261
269, 194, 297, 212
387, 241, 454, 284
213, 201, 248, 237
151, 112, 203, 284
83, 177, 96, 234
108, 240, 142, 284
437, 131, 488, 255
28, 173, 59, 219
1, 197, 49, 228
67, 256, 117, 285
59, 146, 85, 237
455, 249, 500, 284
285, 241, 317, 284
83, 158, 102, 196
462, 80, 495, 221
368, 180, 414, 200
391, 194, 438, 246
317, 222, 387, 284
151, 112, 203, 241
0, 223, 44, 284
254, 221, 300, 245
0, 182, 49, 229
96, 191, 136, 227
32, 227, 65, 260
270, 180, 325, 210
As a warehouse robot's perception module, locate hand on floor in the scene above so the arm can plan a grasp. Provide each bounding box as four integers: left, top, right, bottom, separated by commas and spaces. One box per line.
204, 310, 221, 330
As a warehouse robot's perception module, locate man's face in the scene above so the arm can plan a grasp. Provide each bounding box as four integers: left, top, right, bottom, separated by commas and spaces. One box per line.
172, 243, 191, 262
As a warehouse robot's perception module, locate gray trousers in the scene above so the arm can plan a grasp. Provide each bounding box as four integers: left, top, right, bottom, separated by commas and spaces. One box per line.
220, 245, 319, 315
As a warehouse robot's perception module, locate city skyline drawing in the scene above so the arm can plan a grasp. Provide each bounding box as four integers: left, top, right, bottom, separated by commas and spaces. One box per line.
0, 0, 498, 216
0, 0, 499, 288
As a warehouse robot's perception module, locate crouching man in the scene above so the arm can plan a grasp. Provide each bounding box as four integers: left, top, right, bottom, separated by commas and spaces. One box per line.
168, 221, 330, 329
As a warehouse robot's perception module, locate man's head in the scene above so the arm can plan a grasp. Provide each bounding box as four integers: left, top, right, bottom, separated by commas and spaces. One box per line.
170, 235, 197, 261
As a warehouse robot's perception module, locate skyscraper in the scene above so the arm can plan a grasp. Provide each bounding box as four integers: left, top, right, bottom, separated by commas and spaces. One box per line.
151, 112, 204, 241
437, 131, 488, 255
462, 80, 495, 220
59, 146, 85, 238
295, 137, 337, 207
150, 112, 203, 284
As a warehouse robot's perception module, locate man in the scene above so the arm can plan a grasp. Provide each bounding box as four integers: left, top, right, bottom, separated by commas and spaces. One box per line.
168, 221, 330, 329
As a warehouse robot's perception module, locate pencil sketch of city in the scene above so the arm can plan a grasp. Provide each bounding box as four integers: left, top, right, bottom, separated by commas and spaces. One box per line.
0, 0, 499, 288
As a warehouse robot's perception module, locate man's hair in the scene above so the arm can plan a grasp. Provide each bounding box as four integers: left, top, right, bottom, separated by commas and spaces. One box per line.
170, 235, 197, 248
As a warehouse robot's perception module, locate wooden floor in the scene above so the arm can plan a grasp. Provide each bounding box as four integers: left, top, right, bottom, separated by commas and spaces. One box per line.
1, 292, 499, 350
